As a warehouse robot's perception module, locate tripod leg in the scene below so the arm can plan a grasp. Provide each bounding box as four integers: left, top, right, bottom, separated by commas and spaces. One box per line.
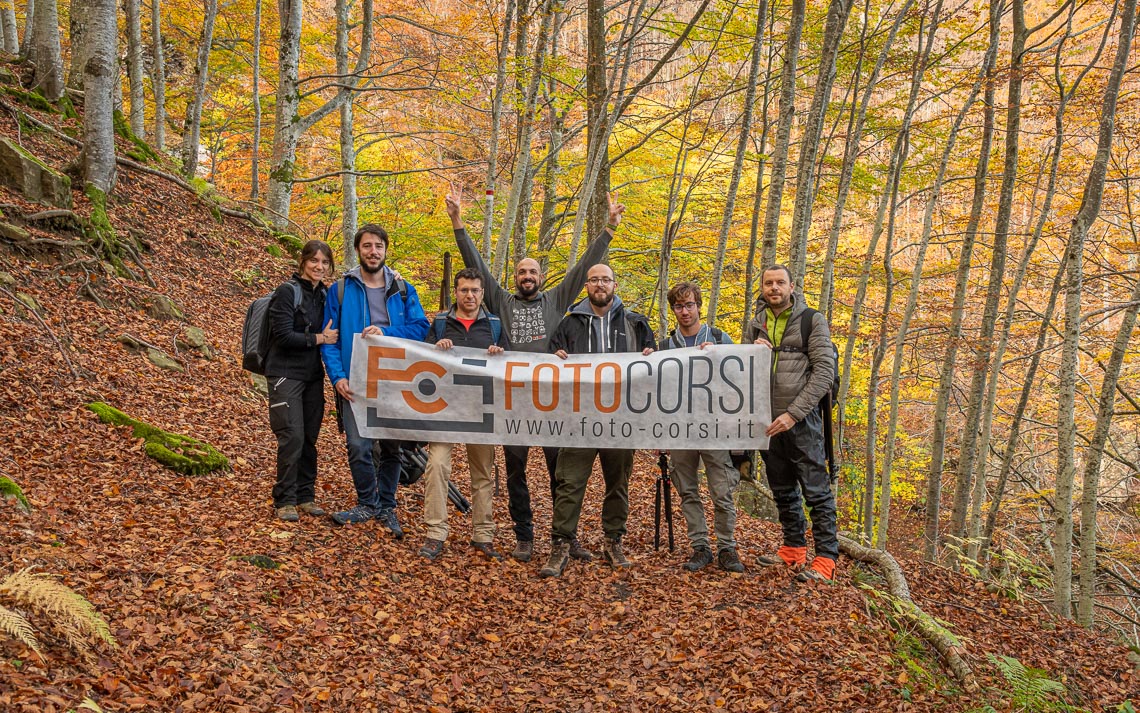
654, 477, 662, 550
664, 476, 674, 552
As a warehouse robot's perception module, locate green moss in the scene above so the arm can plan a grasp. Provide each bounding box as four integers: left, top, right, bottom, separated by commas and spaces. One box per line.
0, 475, 31, 513
235, 555, 280, 570
56, 94, 78, 120
275, 232, 304, 258
269, 161, 293, 184
112, 109, 158, 162
84, 185, 127, 278
265, 244, 283, 258
4, 86, 55, 113
86, 402, 229, 476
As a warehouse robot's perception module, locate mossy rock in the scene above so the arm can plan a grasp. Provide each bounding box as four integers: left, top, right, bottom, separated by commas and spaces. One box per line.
0, 270, 15, 287
0, 220, 29, 242
86, 402, 229, 476
235, 554, 280, 570
3, 86, 55, 113
15, 291, 42, 316
112, 109, 158, 162
146, 293, 185, 321
0, 136, 72, 208
176, 325, 214, 359
146, 347, 183, 372
265, 244, 283, 258
249, 373, 268, 397
0, 474, 31, 513
274, 232, 304, 258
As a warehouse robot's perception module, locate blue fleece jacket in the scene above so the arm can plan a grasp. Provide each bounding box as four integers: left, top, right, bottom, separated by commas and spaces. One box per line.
321, 265, 430, 386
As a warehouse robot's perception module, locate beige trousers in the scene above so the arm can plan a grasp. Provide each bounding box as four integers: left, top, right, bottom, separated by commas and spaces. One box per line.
423, 442, 496, 543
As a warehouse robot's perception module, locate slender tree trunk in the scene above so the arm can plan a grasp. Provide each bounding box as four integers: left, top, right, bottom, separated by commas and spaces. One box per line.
83, 0, 116, 194
151, 0, 166, 150
583, 0, 610, 244
742, 1, 775, 334
266, 0, 372, 228
787, 0, 853, 291
125, 0, 145, 137
924, 0, 1002, 561
336, 0, 356, 267
483, 0, 516, 260
30, 0, 63, 100
0, 0, 16, 54
1056, 0, 1136, 619
20, 0, 33, 56
758, 0, 805, 270
66, 0, 86, 87
249, 0, 260, 197
706, 0, 767, 326
181, 0, 217, 177
820, 0, 913, 320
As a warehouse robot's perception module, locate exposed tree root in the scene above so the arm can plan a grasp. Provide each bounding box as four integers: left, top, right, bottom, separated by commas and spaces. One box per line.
840, 535, 979, 692
0, 284, 80, 380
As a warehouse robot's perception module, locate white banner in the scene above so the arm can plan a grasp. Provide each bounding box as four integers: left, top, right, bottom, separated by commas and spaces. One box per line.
348, 335, 772, 450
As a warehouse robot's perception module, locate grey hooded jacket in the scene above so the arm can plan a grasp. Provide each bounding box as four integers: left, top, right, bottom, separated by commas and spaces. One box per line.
742, 294, 835, 422
453, 227, 613, 353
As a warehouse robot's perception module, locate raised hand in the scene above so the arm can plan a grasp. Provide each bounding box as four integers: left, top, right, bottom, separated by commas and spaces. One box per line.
607, 191, 625, 229
445, 186, 463, 228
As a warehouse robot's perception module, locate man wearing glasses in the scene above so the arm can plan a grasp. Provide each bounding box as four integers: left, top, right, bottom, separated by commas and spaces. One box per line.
660, 281, 744, 573
539, 264, 657, 577
418, 267, 510, 562
445, 189, 624, 564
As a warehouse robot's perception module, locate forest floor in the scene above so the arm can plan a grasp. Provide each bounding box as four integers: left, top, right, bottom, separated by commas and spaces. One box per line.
0, 96, 1136, 712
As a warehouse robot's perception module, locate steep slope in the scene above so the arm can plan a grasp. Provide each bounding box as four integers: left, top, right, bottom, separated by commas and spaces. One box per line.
0, 96, 1135, 712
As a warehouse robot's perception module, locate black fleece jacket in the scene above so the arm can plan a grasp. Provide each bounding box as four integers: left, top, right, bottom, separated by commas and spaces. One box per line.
265, 275, 327, 382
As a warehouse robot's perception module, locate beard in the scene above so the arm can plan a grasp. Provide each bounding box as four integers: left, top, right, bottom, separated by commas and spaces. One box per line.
589, 291, 613, 308
516, 280, 540, 298
360, 257, 386, 274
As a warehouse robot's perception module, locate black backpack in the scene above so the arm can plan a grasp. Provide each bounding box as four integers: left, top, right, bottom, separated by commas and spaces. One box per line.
772, 307, 840, 404
241, 282, 301, 375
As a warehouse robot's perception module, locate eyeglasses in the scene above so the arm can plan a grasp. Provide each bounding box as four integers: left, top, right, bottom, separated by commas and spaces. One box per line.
586, 277, 614, 285
672, 301, 698, 311
456, 287, 483, 295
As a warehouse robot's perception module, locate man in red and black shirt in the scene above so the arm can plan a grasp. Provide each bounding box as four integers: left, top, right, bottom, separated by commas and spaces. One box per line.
418, 267, 510, 562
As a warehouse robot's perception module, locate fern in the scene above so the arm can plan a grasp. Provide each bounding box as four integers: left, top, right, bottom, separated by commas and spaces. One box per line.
0, 475, 31, 513
0, 603, 41, 656
0, 568, 116, 662
987, 653, 1069, 711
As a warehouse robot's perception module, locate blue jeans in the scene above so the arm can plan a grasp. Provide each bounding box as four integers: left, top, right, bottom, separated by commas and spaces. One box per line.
342, 402, 400, 511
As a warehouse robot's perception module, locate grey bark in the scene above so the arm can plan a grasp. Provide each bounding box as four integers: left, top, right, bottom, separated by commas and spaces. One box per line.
83, 0, 117, 193
66, 0, 85, 87
180, 0, 217, 177
151, 0, 166, 150
249, 0, 260, 197
125, 0, 145, 137
21, 0, 32, 54
336, 0, 356, 267
30, 0, 63, 100
786, 0, 854, 291
0, 0, 17, 54
758, 0, 805, 271
1056, 0, 1136, 618
741, 0, 774, 333
483, 0, 517, 260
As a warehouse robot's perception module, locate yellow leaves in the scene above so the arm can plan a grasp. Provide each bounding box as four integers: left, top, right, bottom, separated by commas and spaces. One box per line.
388, 633, 401, 645
480, 632, 500, 642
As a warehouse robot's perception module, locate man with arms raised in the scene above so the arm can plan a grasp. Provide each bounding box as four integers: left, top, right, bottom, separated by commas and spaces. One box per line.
743, 265, 838, 582
539, 264, 656, 577
322, 224, 430, 532
445, 189, 625, 563
660, 280, 744, 573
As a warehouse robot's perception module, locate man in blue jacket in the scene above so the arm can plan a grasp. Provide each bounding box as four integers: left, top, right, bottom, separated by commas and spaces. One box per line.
322, 224, 430, 532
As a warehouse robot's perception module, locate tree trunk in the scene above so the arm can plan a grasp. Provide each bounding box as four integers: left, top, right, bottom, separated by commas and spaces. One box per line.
493, 0, 554, 279
30, 0, 63, 100
20, 0, 32, 55
924, 0, 1002, 561
786, 0, 853, 291
741, 0, 774, 334
336, 0, 356, 267
180, 0, 217, 177
758, 0, 805, 271
705, 0, 767, 327
266, 0, 372, 228
150, 0, 166, 150
483, 0, 517, 260
249, 0, 260, 197
67, 0, 86, 88
583, 0, 609, 247
83, 0, 116, 194
0, 0, 16, 54
125, 0, 145, 137
1056, 0, 1136, 618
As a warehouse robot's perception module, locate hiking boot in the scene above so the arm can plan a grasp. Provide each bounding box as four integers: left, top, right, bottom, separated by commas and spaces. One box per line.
375, 508, 404, 539
330, 504, 376, 526
568, 538, 594, 562
296, 502, 326, 517
419, 538, 444, 561
275, 505, 299, 522
539, 540, 571, 578
757, 545, 808, 568
471, 541, 503, 561
602, 538, 632, 569
717, 548, 746, 573
682, 547, 714, 572
511, 539, 534, 562
795, 556, 836, 583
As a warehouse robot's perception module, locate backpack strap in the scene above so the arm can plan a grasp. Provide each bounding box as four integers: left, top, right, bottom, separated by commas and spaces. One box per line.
432, 312, 448, 341
487, 311, 502, 345
396, 278, 408, 303
773, 308, 817, 354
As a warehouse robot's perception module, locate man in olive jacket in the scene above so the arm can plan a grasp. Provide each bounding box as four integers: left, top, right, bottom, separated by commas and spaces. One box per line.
445, 189, 624, 563
743, 264, 838, 582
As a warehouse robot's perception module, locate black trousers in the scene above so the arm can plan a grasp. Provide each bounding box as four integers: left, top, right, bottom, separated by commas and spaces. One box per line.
502, 445, 560, 542
267, 376, 324, 508
759, 407, 839, 560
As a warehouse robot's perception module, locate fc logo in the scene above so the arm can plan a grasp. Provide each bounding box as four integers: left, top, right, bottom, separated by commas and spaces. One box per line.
364, 344, 495, 433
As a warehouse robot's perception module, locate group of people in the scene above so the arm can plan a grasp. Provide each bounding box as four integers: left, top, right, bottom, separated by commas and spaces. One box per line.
259, 191, 839, 582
